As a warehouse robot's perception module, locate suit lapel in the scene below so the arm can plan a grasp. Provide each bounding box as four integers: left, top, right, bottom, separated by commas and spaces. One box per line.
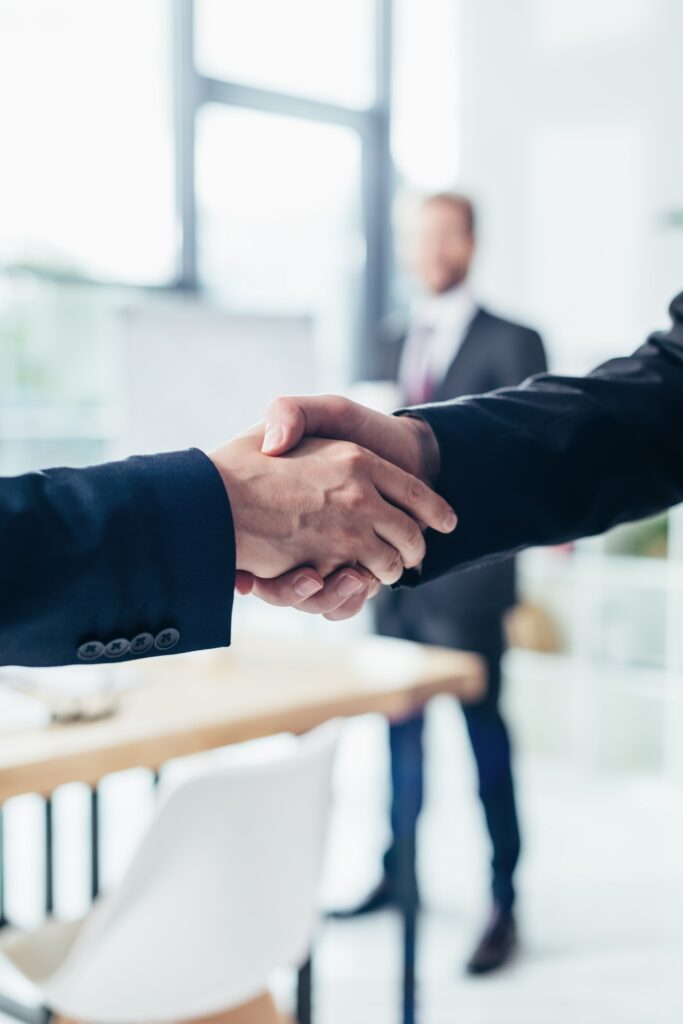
432, 307, 488, 402
387, 306, 492, 401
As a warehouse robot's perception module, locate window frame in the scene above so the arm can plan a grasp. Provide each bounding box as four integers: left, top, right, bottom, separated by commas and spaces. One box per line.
173, 0, 394, 377
3, 0, 395, 379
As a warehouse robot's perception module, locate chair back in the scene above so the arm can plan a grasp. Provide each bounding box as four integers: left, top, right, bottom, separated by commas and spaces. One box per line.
36, 721, 339, 1022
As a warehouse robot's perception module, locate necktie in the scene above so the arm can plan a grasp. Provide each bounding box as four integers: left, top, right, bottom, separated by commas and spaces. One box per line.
404, 324, 435, 405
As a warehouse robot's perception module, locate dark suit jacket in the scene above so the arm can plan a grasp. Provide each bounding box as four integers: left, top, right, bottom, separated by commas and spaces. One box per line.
0, 449, 235, 667
400, 291, 683, 589
375, 307, 546, 645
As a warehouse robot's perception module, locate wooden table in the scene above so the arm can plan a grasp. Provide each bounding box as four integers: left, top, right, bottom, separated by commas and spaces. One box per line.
0, 633, 484, 1024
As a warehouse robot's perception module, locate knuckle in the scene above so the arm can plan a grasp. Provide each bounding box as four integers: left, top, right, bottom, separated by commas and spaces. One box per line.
405, 528, 426, 567
343, 443, 366, 469
404, 518, 423, 550
318, 558, 339, 578
407, 477, 425, 504
344, 483, 367, 510
383, 547, 403, 581
265, 395, 291, 419
328, 394, 349, 417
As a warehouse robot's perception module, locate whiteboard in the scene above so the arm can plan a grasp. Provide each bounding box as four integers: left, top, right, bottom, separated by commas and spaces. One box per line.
114, 297, 315, 457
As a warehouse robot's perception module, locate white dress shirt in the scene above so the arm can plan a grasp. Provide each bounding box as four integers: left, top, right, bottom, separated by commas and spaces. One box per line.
399, 284, 479, 399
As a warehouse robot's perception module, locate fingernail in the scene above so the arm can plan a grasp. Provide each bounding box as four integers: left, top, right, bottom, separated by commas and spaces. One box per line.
336, 573, 364, 598
442, 510, 458, 532
262, 424, 284, 453
294, 575, 323, 599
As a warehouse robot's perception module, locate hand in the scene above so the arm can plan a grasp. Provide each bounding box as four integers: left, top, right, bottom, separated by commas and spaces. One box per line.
235, 564, 382, 621
237, 396, 449, 618
261, 394, 441, 483
210, 425, 455, 585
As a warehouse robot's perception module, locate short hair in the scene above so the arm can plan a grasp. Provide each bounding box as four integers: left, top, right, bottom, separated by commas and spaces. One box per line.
423, 192, 476, 236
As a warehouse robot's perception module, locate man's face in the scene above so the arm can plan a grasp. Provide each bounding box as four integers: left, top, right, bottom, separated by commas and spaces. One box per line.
414, 200, 475, 295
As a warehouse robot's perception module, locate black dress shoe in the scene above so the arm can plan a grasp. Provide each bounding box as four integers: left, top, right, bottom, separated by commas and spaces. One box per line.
327, 876, 399, 918
465, 905, 517, 975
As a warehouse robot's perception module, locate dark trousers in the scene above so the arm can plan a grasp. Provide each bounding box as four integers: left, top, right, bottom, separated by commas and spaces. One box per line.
384, 618, 521, 912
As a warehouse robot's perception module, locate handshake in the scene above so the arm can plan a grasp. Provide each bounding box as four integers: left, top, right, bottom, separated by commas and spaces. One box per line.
209, 395, 456, 621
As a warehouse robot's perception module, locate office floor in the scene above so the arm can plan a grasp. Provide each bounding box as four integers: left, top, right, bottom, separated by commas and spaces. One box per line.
2, 696, 683, 1023
315, 701, 683, 1024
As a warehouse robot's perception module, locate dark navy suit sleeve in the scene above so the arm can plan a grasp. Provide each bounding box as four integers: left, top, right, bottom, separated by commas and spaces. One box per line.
0, 448, 236, 666
401, 291, 683, 586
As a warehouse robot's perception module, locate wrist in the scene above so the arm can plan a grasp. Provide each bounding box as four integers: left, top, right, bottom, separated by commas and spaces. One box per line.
209, 430, 303, 577
398, 414, 441, 484
208, 438, 261, 573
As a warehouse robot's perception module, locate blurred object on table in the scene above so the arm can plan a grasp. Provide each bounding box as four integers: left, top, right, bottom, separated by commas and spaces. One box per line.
0, 665, 140, 723
505, 601, 563, 654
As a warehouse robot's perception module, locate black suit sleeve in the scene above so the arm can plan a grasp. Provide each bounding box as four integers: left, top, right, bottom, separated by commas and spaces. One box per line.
0, 448, 236, 666
401, 291, 683, 586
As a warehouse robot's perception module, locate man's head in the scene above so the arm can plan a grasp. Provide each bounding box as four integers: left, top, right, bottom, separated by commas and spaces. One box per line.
414, 192, 476, 295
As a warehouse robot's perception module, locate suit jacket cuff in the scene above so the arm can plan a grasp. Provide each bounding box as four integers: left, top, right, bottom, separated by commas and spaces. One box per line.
136, 447, 237, 656
2, 448, 236, 666
392, 407, 467, 588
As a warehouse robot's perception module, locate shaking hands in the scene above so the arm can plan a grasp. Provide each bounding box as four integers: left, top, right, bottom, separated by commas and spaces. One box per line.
210, 396, 453, 620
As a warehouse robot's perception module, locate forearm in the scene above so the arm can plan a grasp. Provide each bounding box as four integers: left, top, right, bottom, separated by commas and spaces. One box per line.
403, 293, 683, 585
0, 449, 236, 666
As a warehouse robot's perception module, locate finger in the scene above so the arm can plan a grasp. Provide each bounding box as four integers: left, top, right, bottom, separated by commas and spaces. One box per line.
371, 458, 457, 535
372, 504, 427, 570
235, 570, 255, 595
357, 533, 406, 585
324, 591, 371, 621
324, 572, 381, 621
251, 567, 369, 614
290, 569, 370, 614
262, 395, 370, 456
248, 569, 325, 608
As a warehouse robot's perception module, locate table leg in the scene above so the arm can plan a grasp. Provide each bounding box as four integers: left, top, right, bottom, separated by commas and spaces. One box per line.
395, 834, 418, 1024
44, 798, 54, 917
0, 805, 5, 927
90, 786, 100, 901
296, 957, 312, 1024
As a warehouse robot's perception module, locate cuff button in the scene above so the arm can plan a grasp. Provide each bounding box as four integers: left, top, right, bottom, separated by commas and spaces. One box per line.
154, 627, 180, 652
77, 640, 105, 662
105, 638, 131, 658
130, 632, 154, 655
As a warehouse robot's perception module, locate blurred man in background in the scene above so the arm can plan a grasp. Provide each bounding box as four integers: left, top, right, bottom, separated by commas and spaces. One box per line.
332, 193, 547, 974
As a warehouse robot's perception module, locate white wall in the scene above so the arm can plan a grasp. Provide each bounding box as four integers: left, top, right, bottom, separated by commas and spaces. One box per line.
114, 297, 315, 457
457, 0, 683, 373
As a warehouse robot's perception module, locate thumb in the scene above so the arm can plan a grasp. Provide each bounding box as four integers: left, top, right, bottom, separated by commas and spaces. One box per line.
261, 394, 367, 456
261, 396, 307, 455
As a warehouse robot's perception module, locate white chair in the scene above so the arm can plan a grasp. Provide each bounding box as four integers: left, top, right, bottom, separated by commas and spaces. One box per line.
0, 721, 340, 1024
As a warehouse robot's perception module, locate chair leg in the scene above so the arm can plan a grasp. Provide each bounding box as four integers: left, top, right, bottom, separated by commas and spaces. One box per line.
0, 805, 6, 928
395, 834, 418, 1024
295, 958, 312, 1024
0, 992, 52, 1024
45, 798, 54, 917
90, 787, 100, 901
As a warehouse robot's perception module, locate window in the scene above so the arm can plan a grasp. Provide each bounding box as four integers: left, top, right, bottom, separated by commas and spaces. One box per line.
391, 0, 461, 191
195, 0, 377, 109
0, 0, 175, 285
196, 105, 363, 314
188, 0, 389, 376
